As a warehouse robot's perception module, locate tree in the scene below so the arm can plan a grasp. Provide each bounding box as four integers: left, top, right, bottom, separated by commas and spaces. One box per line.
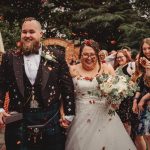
0, 0, 42, 50
0, 19, 20, 50
0, 0, 149, 51
131, 0, 150, 19
70, 0, 150, 51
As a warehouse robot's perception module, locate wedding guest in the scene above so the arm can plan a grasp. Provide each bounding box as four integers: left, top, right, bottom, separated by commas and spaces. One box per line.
132, 37, 150, 150
98, 49, 108, 63
64, 39, 136, 150
105, 50, 117, 67
114, 50, 136, 136
109, 50, 117, 55
121, 46, 132, 58
0, 17, 75, 150
98, 49, 114, 74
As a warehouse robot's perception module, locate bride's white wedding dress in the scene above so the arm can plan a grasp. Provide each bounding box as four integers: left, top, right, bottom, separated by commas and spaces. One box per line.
65, 76, 136, 150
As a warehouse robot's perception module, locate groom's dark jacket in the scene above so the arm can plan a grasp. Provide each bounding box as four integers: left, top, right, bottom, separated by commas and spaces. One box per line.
0, 45, 75, 116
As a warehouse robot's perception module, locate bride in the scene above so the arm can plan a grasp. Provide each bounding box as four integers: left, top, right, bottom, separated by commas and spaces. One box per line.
64, 40, 136, 150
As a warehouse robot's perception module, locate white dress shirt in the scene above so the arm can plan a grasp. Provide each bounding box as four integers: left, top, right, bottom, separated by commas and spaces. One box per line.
23, 49, 42, 85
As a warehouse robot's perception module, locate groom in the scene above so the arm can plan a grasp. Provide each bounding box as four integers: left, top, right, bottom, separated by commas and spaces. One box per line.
0, 17, 75, 150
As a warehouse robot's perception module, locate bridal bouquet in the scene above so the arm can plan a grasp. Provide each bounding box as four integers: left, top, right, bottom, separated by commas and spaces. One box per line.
96, 69, 138, 113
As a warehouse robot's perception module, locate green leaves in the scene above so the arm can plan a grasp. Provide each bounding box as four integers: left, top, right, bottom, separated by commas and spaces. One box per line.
0, 20, 20, 50
0, 0, 150, 50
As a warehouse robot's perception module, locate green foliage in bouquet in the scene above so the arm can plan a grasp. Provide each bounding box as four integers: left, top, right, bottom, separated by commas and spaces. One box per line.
96, 69, 139, 116
96, 69, 139, 105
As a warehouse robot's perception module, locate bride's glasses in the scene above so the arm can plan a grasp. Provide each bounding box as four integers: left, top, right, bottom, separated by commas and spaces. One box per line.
82, 53, 96, 59
116, 56, 125, 60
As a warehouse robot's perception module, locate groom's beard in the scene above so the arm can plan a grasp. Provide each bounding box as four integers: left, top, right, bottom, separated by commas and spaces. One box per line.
21, 41, 40, 55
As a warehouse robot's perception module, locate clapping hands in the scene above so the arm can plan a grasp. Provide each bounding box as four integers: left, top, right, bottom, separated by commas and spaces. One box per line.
140, 57, 150, 69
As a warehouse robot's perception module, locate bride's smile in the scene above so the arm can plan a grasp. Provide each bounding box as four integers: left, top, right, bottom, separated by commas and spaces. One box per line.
81, 45, 98, 71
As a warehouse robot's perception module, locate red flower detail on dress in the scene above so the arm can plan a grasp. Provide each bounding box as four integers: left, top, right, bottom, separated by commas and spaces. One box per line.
83, 77, 93, 81
87, 119, 91, 123
89, 100, 92, 104
89, 100, 95, 104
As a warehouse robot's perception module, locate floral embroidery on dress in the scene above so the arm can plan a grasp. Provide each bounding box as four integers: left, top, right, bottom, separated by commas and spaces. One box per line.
83, 76, 93, 81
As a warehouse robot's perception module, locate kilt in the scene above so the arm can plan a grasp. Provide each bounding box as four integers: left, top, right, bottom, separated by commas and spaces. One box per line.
5, 103, 65, 150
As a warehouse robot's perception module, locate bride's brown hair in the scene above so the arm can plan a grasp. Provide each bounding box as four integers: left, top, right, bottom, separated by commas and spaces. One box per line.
131, 38, 150, 82
79, 39, 100, 64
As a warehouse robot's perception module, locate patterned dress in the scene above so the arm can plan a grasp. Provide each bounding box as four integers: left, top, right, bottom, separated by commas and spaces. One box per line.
135, 76, 150, 135
116, 63, 135, 123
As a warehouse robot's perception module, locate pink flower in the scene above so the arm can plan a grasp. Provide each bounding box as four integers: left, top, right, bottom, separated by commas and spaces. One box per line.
84, 40, 93, 46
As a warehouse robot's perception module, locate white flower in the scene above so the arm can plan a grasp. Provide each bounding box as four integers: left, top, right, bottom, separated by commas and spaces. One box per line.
41, 51, 57, 65
96, 72, 138, 105
119, 76, 127, 82
45, 52, 55, 61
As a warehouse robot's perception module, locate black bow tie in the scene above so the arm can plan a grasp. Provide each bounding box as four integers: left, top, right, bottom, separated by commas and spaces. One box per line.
23, 50, 39, 56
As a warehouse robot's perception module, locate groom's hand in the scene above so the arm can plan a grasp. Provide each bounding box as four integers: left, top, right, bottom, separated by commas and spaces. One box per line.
0, 109, 10, 125
59, 118, 71, 128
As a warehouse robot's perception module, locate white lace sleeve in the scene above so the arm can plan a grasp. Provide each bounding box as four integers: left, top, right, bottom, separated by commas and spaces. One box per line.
127, 62, 136, 76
